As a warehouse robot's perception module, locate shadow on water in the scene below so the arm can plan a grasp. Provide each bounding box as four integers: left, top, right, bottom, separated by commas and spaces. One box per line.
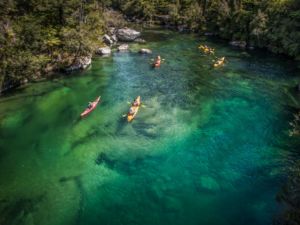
95, 152, 166, 176
58, 175, 86, 225
132, 121, 159, 139
0, 195, 45, 225
115, 116, 128, 135
66, 127, 103, 155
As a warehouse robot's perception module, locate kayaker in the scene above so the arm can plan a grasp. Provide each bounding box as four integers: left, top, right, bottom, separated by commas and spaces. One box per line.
156, 55, 161, 62
133, 99, 140, 106
129, 107, 136, 115
88, 102, 93, 109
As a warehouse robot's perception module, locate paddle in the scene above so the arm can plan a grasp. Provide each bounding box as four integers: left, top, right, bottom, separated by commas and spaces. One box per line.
151, 58, 165, 61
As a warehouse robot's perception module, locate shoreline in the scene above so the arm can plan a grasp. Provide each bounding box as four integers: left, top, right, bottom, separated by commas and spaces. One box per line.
1, 25, 299, 96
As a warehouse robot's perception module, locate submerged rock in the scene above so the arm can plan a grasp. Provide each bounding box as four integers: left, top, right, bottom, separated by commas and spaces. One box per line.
195, 176, 220, 193
139, 48, 152, 54
117, 28, 141, 42
65, 56, 91, 72
230, 41, 247, 48
95, 152, 116, 169
96, 46, 111, 55
134, 38, 146, 43
117, 44, 129, 51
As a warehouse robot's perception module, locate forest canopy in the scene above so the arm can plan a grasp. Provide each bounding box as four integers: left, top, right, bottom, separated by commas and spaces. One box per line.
0, 0, 300, 92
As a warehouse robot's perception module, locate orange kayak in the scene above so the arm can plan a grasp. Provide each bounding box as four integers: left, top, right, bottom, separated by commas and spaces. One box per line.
80, 96, 101, 117
127, 96, 141, 122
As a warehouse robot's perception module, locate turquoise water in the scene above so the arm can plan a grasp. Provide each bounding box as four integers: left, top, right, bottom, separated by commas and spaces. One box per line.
0, 29, 300, 225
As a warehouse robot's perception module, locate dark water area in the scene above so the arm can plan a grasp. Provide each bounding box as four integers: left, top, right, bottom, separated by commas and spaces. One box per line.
0, 29, 300, 225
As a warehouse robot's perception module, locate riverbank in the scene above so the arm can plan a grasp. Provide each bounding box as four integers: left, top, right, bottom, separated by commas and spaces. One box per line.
1, 1, 300, 94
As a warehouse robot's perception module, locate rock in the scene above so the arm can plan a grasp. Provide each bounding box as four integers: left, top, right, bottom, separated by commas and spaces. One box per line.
177, 25, 186, 32
108, 27, 116, 35
139, 48, 152, 54
77, 57, 91, 69
20, 78, 28, 85
134, 38, 146, 43
241, 52, 251, 57
103, 34, 114, 46
230, 41, 247, 48
204, 32, 216, 36
117, 44, 129, 51
111, 34, 118, 43
65, 56, 91, 72
96, 46, 111, 55
248, 46, 255, 50
117, 28, 141, 42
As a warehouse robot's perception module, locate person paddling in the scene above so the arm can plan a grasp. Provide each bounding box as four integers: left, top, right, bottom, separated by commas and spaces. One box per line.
153, 55, 161, 67
156, 55, 161, 63
132, 98, 140, 107
127, 96, 141, 122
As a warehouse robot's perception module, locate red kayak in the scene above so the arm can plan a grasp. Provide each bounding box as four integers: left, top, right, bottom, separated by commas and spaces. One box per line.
80, 96, 101, 117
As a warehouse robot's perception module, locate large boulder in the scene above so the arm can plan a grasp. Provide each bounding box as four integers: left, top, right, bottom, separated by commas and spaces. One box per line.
65, 56, 92, 72
111, 34, 118, 43
117, 44, 129, 52
117, 28, 141, 42
230, 41, 247, 48
139, 48, 152, 54
96, 47, 111, 55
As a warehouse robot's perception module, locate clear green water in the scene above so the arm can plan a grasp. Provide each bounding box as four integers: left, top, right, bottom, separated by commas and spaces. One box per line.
0, 29, 300, 225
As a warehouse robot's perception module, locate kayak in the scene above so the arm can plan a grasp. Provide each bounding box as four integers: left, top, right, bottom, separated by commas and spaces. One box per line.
80, 96, 101, 117
213, 57, 225, 68
127, 96, 141, 122
199, 45, 214, 54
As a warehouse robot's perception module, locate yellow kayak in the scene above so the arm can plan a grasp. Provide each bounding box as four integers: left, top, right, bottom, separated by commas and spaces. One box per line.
127, 96, 141, 122
199, 45, 214, 54
213, 57, 225, 67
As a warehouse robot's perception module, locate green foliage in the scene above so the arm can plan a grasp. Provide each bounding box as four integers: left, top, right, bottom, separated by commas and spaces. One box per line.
0, 0, 106, 92
112, 0, 299, 59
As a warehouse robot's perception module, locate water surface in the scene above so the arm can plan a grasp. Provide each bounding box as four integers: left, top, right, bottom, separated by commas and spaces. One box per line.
0, 29, 300, 225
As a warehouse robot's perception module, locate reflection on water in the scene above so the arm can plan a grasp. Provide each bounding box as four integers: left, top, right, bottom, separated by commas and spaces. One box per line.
0, 29, 300, 225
